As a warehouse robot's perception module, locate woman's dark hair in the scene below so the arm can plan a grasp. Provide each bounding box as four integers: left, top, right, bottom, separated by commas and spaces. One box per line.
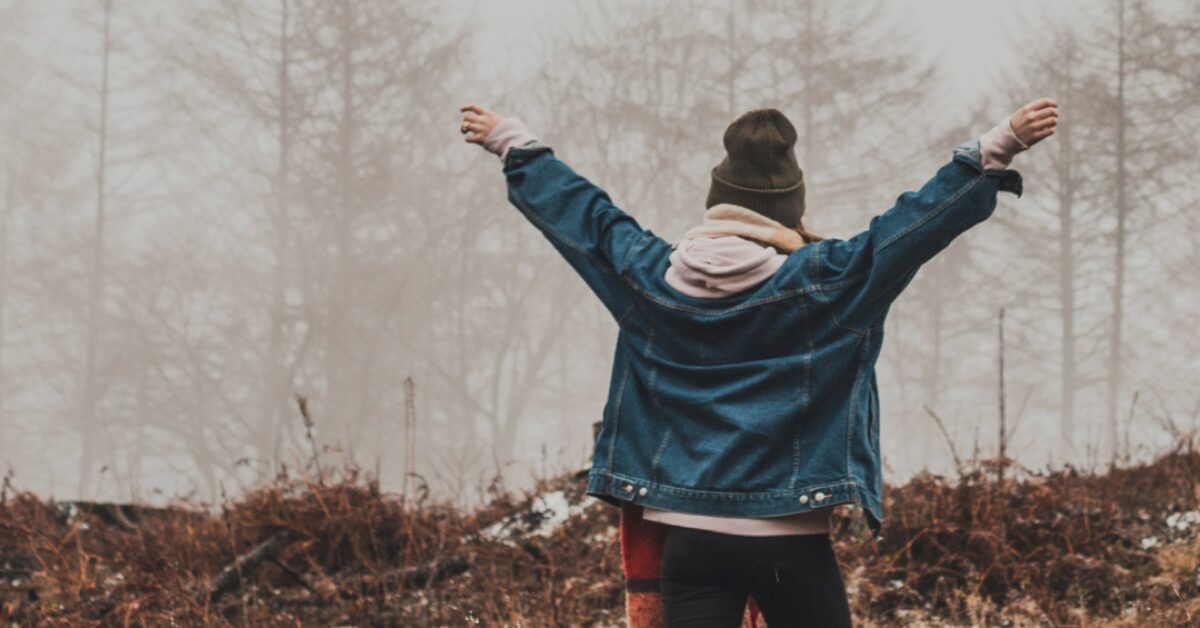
794, 220, 825, 244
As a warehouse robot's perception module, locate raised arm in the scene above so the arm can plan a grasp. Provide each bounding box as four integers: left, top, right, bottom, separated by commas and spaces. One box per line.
460, 103, 659, 320
818, 98, 1058, 333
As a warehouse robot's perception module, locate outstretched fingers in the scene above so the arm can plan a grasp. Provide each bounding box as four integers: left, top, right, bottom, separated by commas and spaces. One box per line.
1010, 97, 1059, 147
1029, 107, 1058, 122
1024, 97, 1058, 113
1030, 114, 1058, 130
1016, 103, 1057, 124
460, 103, 504, 145
461, 113, 482, 142
1032, 125, 1057, 141
460, 105, 486, 144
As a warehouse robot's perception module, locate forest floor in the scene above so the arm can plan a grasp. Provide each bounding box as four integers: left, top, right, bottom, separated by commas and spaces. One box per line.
1, 438, 1199, 627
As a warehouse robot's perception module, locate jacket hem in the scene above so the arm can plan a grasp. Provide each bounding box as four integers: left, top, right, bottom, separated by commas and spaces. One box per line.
586, 468, 882, 536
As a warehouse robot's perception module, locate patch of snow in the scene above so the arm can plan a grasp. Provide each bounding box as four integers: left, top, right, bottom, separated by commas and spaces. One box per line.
587, 525, 617, 545
480, 490, 589, 543
1165, 510, 1200, 532
1140, 536, 1160, 550
58, 502, 79, 521
529, 491, 588, 537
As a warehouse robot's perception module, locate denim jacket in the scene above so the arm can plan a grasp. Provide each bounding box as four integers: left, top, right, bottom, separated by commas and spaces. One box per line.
501, 139, 1022, 537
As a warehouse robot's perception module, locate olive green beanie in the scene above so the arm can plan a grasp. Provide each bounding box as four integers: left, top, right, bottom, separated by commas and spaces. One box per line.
705, 108, 806, 228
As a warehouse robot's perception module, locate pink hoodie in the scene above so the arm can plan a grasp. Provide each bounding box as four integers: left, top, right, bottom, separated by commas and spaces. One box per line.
664, 235, 788, 297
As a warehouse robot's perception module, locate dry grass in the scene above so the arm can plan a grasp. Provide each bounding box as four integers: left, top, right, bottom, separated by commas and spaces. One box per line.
1, 438, 1197, 626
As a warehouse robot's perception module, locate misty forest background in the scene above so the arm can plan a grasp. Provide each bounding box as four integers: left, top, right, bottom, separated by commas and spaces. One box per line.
0, 0, 1197, 509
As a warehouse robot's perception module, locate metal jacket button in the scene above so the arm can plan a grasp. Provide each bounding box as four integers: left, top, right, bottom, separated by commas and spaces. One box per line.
798, 495, 809, 504
622, 483, 634, 493
814, 491, 827, 502
638, 487, 648, 497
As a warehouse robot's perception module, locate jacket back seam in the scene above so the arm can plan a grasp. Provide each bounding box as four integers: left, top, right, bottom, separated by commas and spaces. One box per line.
622, 270, 869, 315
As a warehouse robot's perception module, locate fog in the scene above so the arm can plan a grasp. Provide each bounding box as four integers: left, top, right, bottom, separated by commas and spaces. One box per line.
1, 0, 1196, 509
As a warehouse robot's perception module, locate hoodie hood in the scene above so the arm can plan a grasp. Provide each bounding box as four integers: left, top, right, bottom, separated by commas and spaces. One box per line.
677, 203, 808, 253
665, 235, 787, 298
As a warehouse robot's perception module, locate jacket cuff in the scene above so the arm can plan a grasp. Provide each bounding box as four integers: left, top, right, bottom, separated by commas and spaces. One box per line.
502, 139, 552, 169
979, 118, 1029, 170
483, 117, 540, 162
952, 138, 1023, 197
954, 138, 983, 167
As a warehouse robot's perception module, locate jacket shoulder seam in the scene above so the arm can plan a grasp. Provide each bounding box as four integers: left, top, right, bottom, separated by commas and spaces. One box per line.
624, 279, 816, 314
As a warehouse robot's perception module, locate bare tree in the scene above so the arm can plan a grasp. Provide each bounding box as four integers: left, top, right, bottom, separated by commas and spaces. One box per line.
989, 22, 1113, 457
163, 0, 304, 470
157, 0, 471, 491
77, 0, 114, 496
1093, 0, 1184, 461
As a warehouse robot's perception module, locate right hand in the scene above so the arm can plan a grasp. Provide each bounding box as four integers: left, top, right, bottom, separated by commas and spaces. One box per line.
1009, 98, 1058, 147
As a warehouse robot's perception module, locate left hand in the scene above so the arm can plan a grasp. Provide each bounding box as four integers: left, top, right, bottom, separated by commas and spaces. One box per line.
460, 103, 503, 146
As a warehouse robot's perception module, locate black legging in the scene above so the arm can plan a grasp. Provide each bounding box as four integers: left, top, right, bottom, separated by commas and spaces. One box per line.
659, 524, 854, 627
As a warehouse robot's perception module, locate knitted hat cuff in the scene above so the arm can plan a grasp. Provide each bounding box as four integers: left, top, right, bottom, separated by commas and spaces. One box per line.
710, 170, 804, 193
706, 171, 806, 228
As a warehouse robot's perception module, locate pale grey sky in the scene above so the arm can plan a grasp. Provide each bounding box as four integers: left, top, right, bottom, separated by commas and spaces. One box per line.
449, 0, 1088, 106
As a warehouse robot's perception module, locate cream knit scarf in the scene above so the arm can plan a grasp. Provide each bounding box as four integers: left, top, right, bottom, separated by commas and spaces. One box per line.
675, 203, 809, 253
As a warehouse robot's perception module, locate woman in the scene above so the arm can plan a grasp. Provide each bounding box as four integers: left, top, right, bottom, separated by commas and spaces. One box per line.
460, 98, 1057, 627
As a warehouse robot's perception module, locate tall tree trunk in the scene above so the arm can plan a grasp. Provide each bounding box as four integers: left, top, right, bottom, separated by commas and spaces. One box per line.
326, 0, 360, 450
261, 0, 292, 467
1057, 54, 1078, 455
1106, 0, 1128, 463
726, 0, 737, 119
0, 166, 11, 434
801, 0, 814, 172
921, 266, 940, 413
79, 0, 113, 497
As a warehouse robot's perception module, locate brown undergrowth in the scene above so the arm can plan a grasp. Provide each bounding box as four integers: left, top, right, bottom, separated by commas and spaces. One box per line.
1, 438, 1198, 626
846, 438, 1200, 627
